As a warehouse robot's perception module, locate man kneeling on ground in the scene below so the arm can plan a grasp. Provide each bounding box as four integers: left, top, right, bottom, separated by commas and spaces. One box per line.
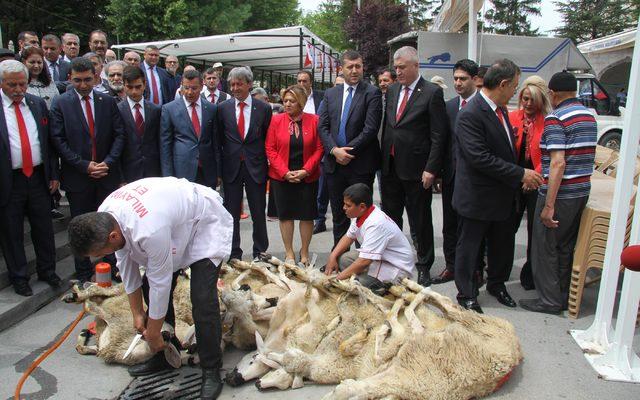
325, 183, 416, 289
67, 177, 233, 400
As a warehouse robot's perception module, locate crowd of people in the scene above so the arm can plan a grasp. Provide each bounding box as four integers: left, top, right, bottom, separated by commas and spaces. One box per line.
1, 30, 599, 318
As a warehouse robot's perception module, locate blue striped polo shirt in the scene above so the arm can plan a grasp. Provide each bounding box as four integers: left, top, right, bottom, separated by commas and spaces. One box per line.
539, 98, 597, 199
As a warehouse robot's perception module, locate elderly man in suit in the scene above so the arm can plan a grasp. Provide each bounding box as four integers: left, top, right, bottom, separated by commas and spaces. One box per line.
217, 67, 272, 261
160, 69, 219, 188
318, 50, 382, 246
380, 46, 448, 286
453, 59, 543, 313
0, 60, 61, 296
41, 34, 71, 94
202, 67, 229, 104
433, 59, 480, 285
61, 33, 80, 62
119, 66, 162, 183
50, 57, 126, 283
141, 45, 172, 105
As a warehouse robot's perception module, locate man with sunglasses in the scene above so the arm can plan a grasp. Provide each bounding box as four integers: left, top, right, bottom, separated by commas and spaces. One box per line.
50, 57, 125, 283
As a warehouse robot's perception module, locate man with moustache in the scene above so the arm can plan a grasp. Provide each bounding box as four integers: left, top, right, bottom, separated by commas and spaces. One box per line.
123, 51, 141, 68
105, 60, 127, 102
61, 33, 80, 62
41, 34, 71, 93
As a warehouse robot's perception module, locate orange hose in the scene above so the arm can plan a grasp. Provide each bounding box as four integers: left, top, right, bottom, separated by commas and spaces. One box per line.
14, 310, 86, 400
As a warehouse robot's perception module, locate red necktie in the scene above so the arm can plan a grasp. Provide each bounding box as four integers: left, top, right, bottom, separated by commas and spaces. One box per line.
237, 101, 246, 140
210, 93, 215, 103
13, 101, 33, 177
134, 103, 144, 137
461, 98, 467, 108
149, 67, 159, 104
190, 102, 200, 137
83, 96, 97, 161
496, 108, 504, 124
396, 86, 410, 122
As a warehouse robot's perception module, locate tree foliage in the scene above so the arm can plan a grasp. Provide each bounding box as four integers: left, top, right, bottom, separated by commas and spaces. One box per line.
344, 0, 409, 77
484, 0, 541, 36
554, 0, 639, 43
300, 1, 354, 51
405, 0, 442, 30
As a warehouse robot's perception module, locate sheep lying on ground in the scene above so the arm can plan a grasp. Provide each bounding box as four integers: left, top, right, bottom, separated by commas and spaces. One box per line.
227, 256, 522, 400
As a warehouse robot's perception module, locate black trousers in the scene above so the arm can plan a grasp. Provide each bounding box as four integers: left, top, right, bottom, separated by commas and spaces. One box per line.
381, 161, 435, 273
513, 189, 539, 287
66, 180, 117, 280
223, 162, 268, 259
0, 167, 56, 283
455, 212, 517, 300
441, 177, 457, 270
326, 166, 375, 246
142, 259, 222, 369
315, 162, 329, 224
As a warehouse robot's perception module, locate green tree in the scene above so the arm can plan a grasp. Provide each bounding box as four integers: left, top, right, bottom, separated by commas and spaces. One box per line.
405, 0, 442, 29
484, 0, 541, 36
243, 0, 301, 31
299, 0, 354, 51
554, 0, 639, 43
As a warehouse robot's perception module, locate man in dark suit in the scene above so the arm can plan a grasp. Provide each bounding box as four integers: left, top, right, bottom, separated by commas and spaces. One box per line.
141, 45, 172, 105
380, 46, 447, 286
50, 57, 126, 282
318, 50, 382, 246
105, 60, 127, 103
453, 59, 543, 312
0, 60, 62, 296
119, 66, 162, 183
202, 67, 229, 104
165, 55, 182, 99
297, 70, 324, 115
42, 34, 71, 94
15, 31, 39, 60
217, 66, 272, 260
433, 59, 479, 285
160, 69, 219, 188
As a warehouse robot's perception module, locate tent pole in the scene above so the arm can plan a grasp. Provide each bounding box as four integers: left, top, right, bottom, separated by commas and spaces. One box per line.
311, 38, 316, 89
468, 0, 478, 62
299, 28, 304, 70
322, 45, 326, 88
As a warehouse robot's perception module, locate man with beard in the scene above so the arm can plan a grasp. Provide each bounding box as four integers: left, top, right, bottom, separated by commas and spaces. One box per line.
105, 60, 127, 102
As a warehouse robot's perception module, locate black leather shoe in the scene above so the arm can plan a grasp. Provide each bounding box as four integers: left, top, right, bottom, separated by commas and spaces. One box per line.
431, 269, 454, 285
13, 281, 33, 297
313, 221, 326, 234
489, 289, 517, 308
521, 281, 535, 291
201, 368, 223, 399
417, 270, 431, 287
38, 273, 62, 288
127, 352, 172, 377
458, 298, 483, 313
519, 298, 561, 315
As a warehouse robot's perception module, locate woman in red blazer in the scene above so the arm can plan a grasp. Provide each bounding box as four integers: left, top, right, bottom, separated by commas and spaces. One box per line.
508, 75, 552, 291
265, 85, 324, 265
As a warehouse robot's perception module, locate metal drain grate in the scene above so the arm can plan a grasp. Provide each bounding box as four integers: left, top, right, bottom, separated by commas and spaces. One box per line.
119, 367, 202, 400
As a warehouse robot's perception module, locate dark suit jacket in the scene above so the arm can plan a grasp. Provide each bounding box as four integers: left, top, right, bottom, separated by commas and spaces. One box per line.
318, 81, 382, 175
216, 97, 272, 184
381, 77, 448, 181
452, 93, 524, 221
312, 89, 324, 114
0, 94, 59, 206
53, 60, 72, 93
167, 73, 181, 102
160, 97, 219, 188
443, 96, 461, 183
50, 89, 126, 192
140, 62, 173, 105
118, 99, 162, 183
201, 90, 229, 104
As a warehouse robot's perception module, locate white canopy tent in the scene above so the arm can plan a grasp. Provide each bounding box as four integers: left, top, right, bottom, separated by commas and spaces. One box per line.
111, 26, 339, 87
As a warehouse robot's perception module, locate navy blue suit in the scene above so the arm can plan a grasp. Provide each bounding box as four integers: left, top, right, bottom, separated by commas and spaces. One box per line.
217, 97, 272, 259
118, 99, 162, 183
50, 89, 125, 280
50, 60, 72, 94
159, 97, 219, 189
140, 62, 173, 105
0, 94, 59, 284
318, 81, 382, 244
441, 96, 462, 271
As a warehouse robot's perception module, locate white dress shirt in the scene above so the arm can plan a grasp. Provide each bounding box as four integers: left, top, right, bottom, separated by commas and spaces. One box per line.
479, 90, 513, 149
183, 96, 202, 128
341, 82, 359, 116
458, 90, 477, 110
98, 177, 233, 319
2, 92, 42, 169
75, 90, 95, 127
303, 90, 316, 114
143, 61, 163, 104
127, 97, 145, 120
234, 95, 252, 137
396, 75, 421, 114
201, 87, 220, 103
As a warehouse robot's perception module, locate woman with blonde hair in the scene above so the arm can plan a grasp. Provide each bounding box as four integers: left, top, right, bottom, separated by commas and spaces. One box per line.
265, 85, 324, 265
509, 75, 552, 290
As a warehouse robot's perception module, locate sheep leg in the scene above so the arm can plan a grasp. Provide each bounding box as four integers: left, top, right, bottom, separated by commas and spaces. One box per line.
375, 299, 406, 364
231, 270, 252, 290
338, 327, 370, 357
404, 290, 428, 335
252, 307, 276, 321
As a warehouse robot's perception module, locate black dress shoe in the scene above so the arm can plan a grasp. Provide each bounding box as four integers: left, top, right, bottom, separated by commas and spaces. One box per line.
313, 221, 326, 234
13, 281, 33, 297
489, 289, 517, 308
458, 298, 483, 313
521, 281, 535, 291
127, 352, 173, 377
38, 273, 62, 288
519, 298, 561, 315
417, 270, 431, 287
201, 368, 223, 399
431, 269, 454, 285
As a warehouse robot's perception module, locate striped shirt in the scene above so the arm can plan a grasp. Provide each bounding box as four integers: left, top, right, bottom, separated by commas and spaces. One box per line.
539, 98, 597, 199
